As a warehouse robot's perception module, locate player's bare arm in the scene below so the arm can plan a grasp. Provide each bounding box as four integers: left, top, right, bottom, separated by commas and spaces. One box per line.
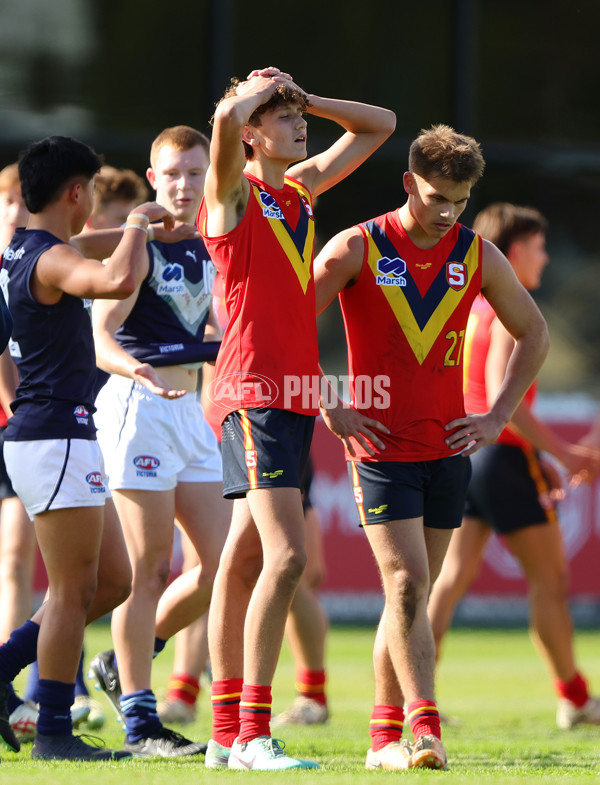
486, 316, 597, 478
34, 202, 173, 304
71, 221, 198, 261
445, 240, 549, 454
92, 288, 187, 400
315, 229, 389, 456
314, 227, 365, 314
287, 93, 396, 198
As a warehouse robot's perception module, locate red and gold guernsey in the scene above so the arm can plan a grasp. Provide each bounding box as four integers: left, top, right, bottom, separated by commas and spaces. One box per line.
339, 209, 483, 463
198, 172, 319, 421
463, 294, 536, 449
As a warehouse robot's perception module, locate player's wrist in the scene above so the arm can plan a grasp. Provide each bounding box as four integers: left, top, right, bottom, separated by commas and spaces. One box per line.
125, 212, 150, 234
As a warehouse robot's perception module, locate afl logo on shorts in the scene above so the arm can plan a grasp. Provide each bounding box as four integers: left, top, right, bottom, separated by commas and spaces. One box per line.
134, 455, 160, 477
446, 262, 467, 290
259, 191, 284, 220
86, 472, 105, 494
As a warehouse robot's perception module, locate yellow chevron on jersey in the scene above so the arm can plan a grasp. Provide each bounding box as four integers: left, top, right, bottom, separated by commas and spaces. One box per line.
363, 223, 480, 365
250, 179, 314, 294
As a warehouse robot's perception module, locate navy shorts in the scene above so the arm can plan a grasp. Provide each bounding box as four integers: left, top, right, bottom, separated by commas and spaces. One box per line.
349, 455, 471, 528
0, 427, 16, 500
221, 408, 315, 499
464, 443, 556, 534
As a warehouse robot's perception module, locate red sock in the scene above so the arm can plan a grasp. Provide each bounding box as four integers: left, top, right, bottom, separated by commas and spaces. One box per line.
211, 678, 243, 747
555, 672, 589, 708
407, 699, 441, 741
166, 672, 200, 706
369, 704, 404, 752
295, 668, 327, 705
238, 684, 272, 744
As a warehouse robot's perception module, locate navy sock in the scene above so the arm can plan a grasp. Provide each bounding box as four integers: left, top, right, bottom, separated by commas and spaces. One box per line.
0, 621, 40, 684
74, 650, 88, 697
23, 659, 40, 702
120, 689, 161, 742
37, 678, 74, 737
6, 683, 22, 713
153, 637, 167, 659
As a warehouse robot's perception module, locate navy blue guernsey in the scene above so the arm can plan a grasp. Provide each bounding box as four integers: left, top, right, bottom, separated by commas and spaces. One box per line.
0, 228, 97, 441
115, 237, 219, 366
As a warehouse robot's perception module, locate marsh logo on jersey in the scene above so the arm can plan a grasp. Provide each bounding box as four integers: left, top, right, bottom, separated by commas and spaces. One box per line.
133, 455, 160, 477
74, 405, 89, 425
259, 191, 284, 220
157, 263, 185, 296
376, 256, 407, 287
3, 247, 25, 262
447, 261, 467, 290
86, 472, 105, 493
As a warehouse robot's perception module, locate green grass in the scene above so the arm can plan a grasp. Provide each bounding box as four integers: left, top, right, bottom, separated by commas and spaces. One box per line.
4, 623, 600, 782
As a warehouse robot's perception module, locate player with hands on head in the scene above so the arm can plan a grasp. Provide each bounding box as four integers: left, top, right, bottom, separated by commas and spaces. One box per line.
199, 65, 395, 770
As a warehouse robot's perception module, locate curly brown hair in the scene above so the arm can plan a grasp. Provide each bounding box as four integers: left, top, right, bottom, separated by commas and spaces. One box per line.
214, 78, 309, 159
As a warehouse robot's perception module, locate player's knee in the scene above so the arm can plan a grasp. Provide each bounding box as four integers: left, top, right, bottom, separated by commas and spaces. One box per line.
274, 546, 307, 586
387, 568, 429, 623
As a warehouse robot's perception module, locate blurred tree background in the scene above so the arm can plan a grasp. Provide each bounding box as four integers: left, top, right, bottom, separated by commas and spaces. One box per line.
0, 0, 598, 400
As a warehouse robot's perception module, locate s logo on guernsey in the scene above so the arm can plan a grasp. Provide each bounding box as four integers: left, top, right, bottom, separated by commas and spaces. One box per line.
446, 261, 467, 290
134, 455, 160, 477
86, 472, 105, 493
74, 405, 89, 425
259, 191, 284, 220
376, 256, 407, 287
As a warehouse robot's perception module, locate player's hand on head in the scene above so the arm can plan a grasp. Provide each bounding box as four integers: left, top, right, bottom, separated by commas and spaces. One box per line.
246, 67, 292, 81
132, 363, 187, 400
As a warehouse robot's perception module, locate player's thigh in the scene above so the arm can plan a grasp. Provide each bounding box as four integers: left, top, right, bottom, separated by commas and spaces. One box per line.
112, 487, 176, 564
175, 480, 231, 564
506, 519, 568, 587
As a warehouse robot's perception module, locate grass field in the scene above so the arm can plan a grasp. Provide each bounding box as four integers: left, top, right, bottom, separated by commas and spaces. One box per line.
4, 622, 600, 782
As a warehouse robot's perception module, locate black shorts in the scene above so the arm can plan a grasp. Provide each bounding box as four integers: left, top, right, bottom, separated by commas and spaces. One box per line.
349, 455, 471, 528
221, 408, 315, 499
0, 426, 16, 500
464, 443, 557, 534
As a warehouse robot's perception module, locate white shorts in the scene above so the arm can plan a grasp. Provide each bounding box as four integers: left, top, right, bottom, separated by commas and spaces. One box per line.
95, 375, 222, 491
3, 438, 110, 519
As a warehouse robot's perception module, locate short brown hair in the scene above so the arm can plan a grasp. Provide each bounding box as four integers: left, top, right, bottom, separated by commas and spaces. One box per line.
150, 125, 210, 168
93, 165, 148, 209
0, 162, 20, 194
473, 203, 548, 256
409, 124, 485, 185
214, 78, 309, 160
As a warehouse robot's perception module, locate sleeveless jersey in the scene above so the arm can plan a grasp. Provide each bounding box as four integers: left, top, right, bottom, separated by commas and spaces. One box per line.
463, 294, 536, 449
115, 237, 218, 367
339, 210, 482, 462
0, 228, 97, 440
198, 172, 319, 420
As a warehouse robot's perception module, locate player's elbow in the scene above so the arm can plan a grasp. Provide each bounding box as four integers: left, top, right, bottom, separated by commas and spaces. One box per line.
106, 273, 137, 299
380, 109, 397, 137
